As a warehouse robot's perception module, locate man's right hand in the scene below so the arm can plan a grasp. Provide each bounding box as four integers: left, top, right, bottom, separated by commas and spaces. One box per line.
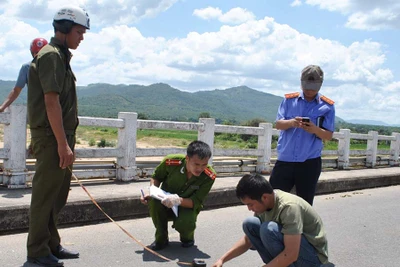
58, 143, 74, 169
140, 194, 151, 205
292, 117, 303, 128
276, 118, 301, 131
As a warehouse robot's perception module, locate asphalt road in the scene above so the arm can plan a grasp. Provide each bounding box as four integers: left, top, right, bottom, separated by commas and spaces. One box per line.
1, 185, 399, 267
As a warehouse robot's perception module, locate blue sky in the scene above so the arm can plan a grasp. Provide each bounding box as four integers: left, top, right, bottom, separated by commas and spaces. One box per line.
0, 0, 399, 124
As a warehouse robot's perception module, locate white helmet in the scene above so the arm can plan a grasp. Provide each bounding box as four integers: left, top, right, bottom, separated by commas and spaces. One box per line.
53, 6, 90, 33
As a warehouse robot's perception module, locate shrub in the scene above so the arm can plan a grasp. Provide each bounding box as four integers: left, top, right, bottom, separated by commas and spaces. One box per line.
89, 138, 96, 146
97, 138, 116, 147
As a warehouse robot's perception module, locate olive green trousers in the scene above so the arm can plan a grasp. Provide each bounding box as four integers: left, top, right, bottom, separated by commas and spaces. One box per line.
149, 198, 198, 244
27, 135, 75, 257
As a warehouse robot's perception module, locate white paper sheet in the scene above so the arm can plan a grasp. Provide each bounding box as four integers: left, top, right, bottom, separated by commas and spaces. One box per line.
149, 185, 179, 217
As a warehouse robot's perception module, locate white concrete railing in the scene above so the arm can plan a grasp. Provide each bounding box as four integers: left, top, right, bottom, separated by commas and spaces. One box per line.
0, 105, 399, 187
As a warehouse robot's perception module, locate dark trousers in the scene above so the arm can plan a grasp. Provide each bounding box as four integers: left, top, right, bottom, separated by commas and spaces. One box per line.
27, 135, 75, 257
269, 157, 321, 205
149, 198, 198, 244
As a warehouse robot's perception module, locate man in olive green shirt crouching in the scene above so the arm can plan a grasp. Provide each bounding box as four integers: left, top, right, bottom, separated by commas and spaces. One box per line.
141, 140, 216, 250
213, 173, 330, 267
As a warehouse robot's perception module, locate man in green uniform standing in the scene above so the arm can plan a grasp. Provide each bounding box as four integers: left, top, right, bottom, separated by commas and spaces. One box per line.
141, 140, 216, 250
26, 6, 90, 267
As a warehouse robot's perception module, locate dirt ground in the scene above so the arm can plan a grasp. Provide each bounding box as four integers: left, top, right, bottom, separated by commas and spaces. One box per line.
0, 126, 238, 162
0, 126, 174, 149
0, 127, 178, 163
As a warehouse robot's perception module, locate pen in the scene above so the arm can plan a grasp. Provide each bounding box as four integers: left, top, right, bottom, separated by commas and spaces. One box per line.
140, 189, 145, 198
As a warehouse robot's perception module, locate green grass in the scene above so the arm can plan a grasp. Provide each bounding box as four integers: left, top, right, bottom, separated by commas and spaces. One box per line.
76, 127, 263, 148
76, 126, 118, 140
324, 141, 390, 150
136, 129, 197, 140
75, 126, 392, 150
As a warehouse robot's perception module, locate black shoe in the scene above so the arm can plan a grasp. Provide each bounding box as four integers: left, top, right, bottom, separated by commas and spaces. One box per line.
149, 240, 169, 251
27, 254, 64, 266
52, 245, 79, 259
181, 240, 195, 248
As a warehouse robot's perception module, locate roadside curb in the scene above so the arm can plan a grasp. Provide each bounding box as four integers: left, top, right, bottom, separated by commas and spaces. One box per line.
1, 169, 399, 235
316, 170, 400, 194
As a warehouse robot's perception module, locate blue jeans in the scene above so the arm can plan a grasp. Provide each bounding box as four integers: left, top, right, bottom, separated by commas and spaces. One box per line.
243, 217, 322, 267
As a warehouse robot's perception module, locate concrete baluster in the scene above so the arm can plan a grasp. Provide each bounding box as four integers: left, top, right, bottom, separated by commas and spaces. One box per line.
366, 131, 378, 168
389, 132, 400, 166
2, 105, 27, 187
257, 123, 272, 174
116, 112, 138, 181
337, 129, 350, 170
198, 118, 215, 164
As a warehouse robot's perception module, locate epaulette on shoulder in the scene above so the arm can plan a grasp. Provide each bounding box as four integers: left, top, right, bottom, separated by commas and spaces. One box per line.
165, 159, 182, 166
285, 92, 300, 99
320, 95, 335, 105
204, 168, 216, 180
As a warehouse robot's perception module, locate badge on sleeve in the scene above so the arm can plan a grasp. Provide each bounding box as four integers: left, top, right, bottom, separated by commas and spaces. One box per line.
320, 95, 334, 105
285, 92, 300, 99
165, 159, 182, 166
204, 168, 216, 180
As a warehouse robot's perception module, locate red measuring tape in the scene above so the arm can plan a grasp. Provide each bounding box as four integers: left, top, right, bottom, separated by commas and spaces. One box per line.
68, 167, 193, 266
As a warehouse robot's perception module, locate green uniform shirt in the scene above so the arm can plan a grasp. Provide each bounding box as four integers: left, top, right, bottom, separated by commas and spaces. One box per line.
152, 154, 216, 213
256, 190, 329, 264
28, 37, 78, 136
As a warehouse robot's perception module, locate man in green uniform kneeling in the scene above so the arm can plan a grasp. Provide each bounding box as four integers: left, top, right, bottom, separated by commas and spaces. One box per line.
141, 140, 216, 250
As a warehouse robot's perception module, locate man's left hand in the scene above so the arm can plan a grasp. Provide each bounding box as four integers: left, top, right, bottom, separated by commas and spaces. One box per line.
301, 120, 317, 134
161, 194, 182, 208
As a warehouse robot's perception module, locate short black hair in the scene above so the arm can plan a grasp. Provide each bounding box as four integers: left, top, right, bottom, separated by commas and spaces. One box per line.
236, 173, 273, 201
187, 140, 212, 160
53, 20, 74, 34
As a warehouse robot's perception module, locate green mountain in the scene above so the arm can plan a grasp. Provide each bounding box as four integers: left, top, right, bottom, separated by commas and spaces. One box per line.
0, 80, 343, 125
0, 80, 28, 104
76, 83, 283, 124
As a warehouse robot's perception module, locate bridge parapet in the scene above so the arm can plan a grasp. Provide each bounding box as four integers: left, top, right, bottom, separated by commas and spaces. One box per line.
1, 106, 399, 187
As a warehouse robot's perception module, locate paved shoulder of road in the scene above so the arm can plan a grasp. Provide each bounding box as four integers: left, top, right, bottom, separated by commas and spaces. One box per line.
1, 167, 400, 234
1, 186, 399, 267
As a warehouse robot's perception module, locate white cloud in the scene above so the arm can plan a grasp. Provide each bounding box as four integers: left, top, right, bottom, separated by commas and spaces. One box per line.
193, 7, 255, 25
74, 16, 394, 95
85, 0, 179, 25
302, 0, 400, 30
0, 2, 399, 124
219, 8, 256, 24
1, 0, 179, 25
76, 15, 400, 123
331, 83, 400, 123
0, 15, 52, 74
304, 0, 351, 13
331, 41, 393, 84
291, 0, 302, 7
192, 7, 222, 21
346, 8, 400, 30
1, 10, 394, 90
383, 81, 400, 92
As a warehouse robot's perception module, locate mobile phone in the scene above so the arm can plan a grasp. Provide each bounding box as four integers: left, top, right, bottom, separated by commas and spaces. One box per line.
302, 117, 310, 123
